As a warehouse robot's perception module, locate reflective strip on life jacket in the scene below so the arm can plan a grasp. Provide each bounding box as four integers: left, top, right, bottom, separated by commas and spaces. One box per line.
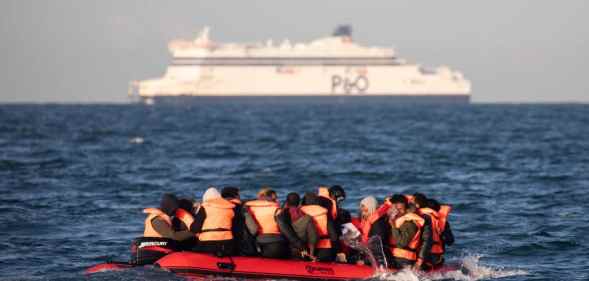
143, 208, 172, 238
245, 200, 281, 235
300, 205, 332, 249
199, 198, 235, 241
390, 212, 424, 261
175, 208, 194, 229
318, 187, 337, 220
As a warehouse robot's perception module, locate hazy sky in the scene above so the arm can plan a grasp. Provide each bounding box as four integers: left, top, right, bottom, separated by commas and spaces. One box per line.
1, 0, 587, 103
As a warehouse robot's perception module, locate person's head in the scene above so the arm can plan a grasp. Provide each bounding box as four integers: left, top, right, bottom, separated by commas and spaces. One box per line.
428, 198, 441, 212
221, 186, 240, 200
317, 196, 332, 211
302, 192, 320, 206
359, 196, 378, 220
390, 194, 408, 216
413, 193, 428, 209
285, 192, 300, 208
202, 186, 221, 202
329, 185, 346, 204
177, 198, 194, 213
160, 193, 179, 216
257, 187, 277, 202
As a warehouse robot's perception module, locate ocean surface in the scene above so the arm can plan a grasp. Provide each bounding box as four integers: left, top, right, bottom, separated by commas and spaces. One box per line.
1, 103, 588, 281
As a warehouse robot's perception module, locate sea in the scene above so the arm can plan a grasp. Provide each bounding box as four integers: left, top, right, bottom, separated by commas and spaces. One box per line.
1, 103, 588, 281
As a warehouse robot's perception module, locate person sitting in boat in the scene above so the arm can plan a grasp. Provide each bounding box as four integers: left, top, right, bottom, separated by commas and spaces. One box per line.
422, 197, 454, 269
329, 185, 352, 228
277, 192, 319, 260
173, 198, 198, 250
388, 194, 431, 269
134, 193, 194, 265
300, 193, 339, 262
244, 187, 290, 259
411, 193, 437, 270
355, 196, 392, 266
221, 186, 257, 256
190, 187, 237, 256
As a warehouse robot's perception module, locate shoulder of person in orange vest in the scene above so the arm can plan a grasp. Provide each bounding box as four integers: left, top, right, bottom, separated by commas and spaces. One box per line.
190, 187, 235, 235
173, 198, 195, 231
144, 194, 194, 241
301, 193, 339, 250
428, 198, 454, 247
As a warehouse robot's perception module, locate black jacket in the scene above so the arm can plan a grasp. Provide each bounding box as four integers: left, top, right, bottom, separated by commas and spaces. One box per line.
417, 214, 433, 261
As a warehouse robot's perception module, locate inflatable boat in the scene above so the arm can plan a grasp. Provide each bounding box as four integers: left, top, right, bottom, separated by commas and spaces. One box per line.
86, 252, 458, 280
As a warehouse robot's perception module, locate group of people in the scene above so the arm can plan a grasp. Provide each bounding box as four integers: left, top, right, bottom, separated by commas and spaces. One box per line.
136, 185, 454, 271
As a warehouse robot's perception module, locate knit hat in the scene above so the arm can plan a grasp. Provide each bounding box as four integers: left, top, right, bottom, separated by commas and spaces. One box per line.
360, 196, 378, 216
202, 187, 221, 202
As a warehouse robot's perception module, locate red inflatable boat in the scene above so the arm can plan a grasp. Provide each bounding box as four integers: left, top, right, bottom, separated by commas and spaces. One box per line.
86, 252, 458, 280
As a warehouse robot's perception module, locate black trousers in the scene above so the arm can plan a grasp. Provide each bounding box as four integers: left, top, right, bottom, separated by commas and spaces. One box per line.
391, 257, 415, 269
259, 241, 290, 259
193, 239, 235, 257
316, 248, 336, 262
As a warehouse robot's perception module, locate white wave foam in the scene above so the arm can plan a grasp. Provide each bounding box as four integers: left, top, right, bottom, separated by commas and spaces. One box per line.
376, 255, 528, 281
129, 137, 144, 144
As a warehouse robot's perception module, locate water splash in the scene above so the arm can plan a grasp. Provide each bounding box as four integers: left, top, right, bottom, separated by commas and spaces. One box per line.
376, 255, 528, 281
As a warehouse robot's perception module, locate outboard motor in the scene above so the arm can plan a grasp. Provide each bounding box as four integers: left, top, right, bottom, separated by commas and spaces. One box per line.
131, 237, 177, 265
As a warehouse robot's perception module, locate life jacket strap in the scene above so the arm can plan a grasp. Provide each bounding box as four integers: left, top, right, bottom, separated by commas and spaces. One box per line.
201, 228, 231, 233
391, 247, 417, 261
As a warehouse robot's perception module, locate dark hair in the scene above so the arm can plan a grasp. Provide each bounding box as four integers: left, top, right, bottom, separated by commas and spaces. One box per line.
160, 193, 179, 216
329, 185, 346, 200
413, 193, 428, 208
286, 192, 300, 207
428, 199, 441, 211
221, 186, 240, 199
317, 196, 333, 211
302, 192, 320, 206
389, 194, 408, 206
177, 198, 194, 213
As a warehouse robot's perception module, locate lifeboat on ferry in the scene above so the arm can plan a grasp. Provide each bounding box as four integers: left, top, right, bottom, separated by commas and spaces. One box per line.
86, 252, 458, 280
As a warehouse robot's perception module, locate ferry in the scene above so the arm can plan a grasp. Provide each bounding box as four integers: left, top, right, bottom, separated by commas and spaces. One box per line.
129, 25, 471, 104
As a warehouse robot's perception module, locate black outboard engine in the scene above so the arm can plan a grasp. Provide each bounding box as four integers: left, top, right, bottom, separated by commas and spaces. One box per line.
131, 237, 178, 265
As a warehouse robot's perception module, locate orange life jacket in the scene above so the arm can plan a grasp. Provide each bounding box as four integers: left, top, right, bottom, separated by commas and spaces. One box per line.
300, 205, 332, 249
390, 212, 424, 261
175, 208, 194, 230
418, 207, 442, 255
245, 200, 281, 235
318, 187, 338, 220
199, 198, 235, 241
360, 202, 392, 243
420, 205, 452, 255
143, 208, 172, 238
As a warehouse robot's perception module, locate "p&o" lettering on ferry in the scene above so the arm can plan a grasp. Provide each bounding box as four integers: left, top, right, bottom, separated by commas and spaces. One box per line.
331, 75, 369, 94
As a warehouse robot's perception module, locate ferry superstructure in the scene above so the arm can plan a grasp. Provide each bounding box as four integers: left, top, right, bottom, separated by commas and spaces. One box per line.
129, 26, 471, 104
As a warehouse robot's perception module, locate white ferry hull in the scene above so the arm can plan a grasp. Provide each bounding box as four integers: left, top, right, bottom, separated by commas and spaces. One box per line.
131, 27, 471, 104
143, 95, 470, 105
136, 65, 470, 98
